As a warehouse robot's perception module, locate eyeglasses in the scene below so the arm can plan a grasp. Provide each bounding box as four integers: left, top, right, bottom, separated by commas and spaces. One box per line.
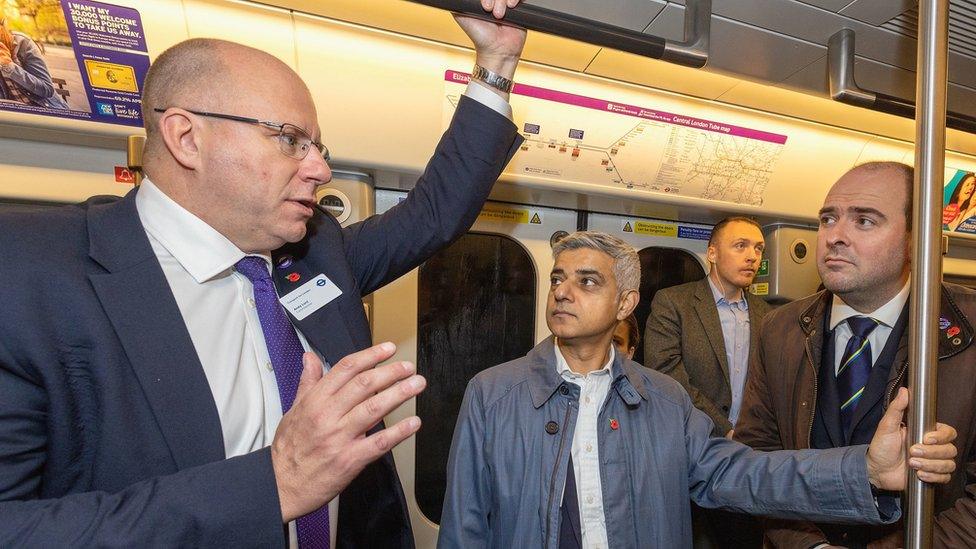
152, 108, 330, 162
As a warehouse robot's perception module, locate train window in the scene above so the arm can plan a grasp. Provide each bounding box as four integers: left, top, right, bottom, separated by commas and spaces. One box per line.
415, 232, 536, 524
631, 247, 706, 366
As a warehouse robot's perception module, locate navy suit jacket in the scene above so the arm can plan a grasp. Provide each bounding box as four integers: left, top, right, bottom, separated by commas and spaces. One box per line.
0, 96, 520, 547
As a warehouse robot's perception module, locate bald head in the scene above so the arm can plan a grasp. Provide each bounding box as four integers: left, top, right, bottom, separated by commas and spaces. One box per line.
141, 38, 312, 160
834, 161, 914, 231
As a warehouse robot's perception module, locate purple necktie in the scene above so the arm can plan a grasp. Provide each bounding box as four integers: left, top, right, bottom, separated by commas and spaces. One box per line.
235, 256, 330, 549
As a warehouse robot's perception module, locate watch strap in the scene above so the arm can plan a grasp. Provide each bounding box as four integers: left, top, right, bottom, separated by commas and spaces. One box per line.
471, 64, 514, 94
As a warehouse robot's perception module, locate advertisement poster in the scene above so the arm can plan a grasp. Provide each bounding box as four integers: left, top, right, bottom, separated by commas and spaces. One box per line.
0, 0, 149, 126
943, 169, 976, 234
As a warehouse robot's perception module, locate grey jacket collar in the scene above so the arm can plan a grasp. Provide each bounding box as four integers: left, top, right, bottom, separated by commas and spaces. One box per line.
525, 336, 649, 409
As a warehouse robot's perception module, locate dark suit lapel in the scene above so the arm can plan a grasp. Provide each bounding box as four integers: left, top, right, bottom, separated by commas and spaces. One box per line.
799, 293, 844, 447
271, 243, 359, 367
693, 279, 730, 380
87, 190, 225, 468
815, 327, 845, 448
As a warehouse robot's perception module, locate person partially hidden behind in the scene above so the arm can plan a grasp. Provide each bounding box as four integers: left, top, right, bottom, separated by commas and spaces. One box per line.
736, 161, 976, 548
438, 230, 958, 549
612, 313, 640, 360
0, 1, 526, 546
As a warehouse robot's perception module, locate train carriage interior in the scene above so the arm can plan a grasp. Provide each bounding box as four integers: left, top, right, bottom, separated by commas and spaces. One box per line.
3, 0, 975, 545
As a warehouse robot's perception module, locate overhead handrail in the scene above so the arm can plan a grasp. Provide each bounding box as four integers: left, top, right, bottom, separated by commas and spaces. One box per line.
407, 0, 711, 68
828, 28, 976, 134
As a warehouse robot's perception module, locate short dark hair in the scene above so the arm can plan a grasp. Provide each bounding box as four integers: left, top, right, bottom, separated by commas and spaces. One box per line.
621, 313, 640, 350
847, 161, 914, 231
708, 216, 762, 248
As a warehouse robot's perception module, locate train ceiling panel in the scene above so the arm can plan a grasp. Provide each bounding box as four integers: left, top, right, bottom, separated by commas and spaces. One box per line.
643, 4, 827, 83
884, 3, 976, 68
837, 0, 916, 26
261, 0, 976, 149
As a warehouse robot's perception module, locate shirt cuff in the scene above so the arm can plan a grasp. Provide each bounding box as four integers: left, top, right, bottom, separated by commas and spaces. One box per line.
464, 81, 513, 121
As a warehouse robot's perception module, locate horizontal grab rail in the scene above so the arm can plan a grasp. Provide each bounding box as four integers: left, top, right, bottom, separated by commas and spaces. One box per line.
828, 28, 976, 134
407, 0, 711, 68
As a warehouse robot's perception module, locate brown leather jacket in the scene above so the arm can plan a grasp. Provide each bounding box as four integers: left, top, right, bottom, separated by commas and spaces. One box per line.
735, 284, 976, 548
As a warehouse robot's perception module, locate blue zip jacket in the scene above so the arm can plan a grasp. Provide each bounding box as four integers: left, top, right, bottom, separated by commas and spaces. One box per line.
439, 338, 897, 549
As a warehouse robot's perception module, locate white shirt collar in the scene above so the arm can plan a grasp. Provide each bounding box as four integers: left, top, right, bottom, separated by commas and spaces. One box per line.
829, 280, 911, 331
554, 338, 615, 378
135, 178, 268, 283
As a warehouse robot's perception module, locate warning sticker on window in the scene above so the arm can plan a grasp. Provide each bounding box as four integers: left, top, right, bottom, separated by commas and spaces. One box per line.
478, 205, 543, 225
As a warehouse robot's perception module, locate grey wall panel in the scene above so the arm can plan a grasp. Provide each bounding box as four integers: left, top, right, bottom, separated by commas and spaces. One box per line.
948, 84, 976, 121
797, 0, 857, 11
644, 4, 824, 83
525, 0, 666, 32
778, 54, 828, 94
779, 53, 976, 120
839, 0, 915, 25
710, 0, 915, 71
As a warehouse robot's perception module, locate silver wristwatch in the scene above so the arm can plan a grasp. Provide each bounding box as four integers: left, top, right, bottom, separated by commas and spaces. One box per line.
471, 64, 514, 93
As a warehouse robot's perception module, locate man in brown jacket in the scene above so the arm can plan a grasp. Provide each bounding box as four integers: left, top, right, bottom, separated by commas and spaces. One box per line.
735, 161, 976, 548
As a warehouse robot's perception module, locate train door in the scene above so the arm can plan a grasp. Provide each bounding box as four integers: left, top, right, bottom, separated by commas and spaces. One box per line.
371, 190, 578, 547
586, 213, 710, 366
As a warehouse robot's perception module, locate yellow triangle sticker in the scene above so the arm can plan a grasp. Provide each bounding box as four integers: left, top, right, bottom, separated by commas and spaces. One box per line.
623, 221, 633, 233
530, 213, 542, 224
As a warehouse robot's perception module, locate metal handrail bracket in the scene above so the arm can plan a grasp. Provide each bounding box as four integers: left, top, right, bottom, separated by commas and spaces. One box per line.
828, 28, 976, 133
407, 0, 711, 68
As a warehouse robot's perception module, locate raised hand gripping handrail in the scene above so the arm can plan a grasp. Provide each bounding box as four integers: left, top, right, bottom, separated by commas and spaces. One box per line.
828, 28, 976, 133
407, 0, 711, 68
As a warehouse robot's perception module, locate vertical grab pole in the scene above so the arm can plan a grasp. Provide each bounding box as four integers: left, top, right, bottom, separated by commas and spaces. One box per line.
907, 1, 949, 547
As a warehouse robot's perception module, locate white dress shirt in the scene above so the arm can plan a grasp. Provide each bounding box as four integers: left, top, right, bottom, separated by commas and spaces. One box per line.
134, 81, 509, 547
830, 281, 910, 374
556, 342, 615, 549
136, 178, 331, 547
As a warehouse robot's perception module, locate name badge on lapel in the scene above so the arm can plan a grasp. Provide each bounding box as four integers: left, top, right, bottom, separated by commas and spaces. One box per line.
279, 273, 342, 320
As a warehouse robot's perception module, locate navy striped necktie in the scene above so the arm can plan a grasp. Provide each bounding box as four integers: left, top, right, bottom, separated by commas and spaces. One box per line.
837, 316, 880, 432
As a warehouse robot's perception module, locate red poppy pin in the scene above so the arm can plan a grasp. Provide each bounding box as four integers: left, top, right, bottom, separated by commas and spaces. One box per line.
286, 272, 301, 282
609, 418, 619, 431
948, 326, 960, 338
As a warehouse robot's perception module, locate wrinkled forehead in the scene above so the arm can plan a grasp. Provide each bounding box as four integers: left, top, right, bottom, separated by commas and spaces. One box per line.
552, 247, 615, 274
823, 168, 907, 214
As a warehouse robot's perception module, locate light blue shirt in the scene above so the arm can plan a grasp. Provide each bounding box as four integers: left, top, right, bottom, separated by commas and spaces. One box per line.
708, 277, 750, 426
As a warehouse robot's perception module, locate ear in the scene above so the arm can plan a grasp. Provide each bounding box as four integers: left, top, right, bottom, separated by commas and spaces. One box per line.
157, 108, 204, 171
617, 289, 639, 320
706, 244, 717, 265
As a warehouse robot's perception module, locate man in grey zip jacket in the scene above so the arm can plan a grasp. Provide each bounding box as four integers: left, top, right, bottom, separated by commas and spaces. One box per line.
438, 231, 958, 549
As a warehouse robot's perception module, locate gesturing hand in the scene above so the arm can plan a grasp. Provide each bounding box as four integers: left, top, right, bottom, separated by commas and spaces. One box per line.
866, 387, 957, 491
271, 342, 425, 521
